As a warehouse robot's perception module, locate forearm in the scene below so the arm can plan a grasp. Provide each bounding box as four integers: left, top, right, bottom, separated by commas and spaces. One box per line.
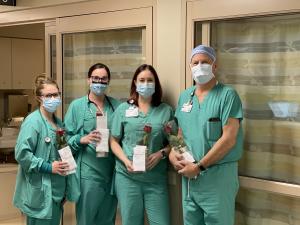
110, 137, 130, 164
16, 151, 44, 173
198, 136, 236, 168
67, 134, 84, 153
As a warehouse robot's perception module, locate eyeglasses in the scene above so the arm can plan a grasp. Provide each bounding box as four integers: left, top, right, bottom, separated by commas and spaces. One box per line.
39, 92, 61, 98
90, 76, 109, 83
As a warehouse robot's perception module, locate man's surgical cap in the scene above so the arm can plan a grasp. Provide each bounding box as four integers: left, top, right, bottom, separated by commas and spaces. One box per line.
190, 45, 216, 62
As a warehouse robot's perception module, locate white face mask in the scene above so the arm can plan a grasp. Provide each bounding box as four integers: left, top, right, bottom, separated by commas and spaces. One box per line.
191, 63, 214, 84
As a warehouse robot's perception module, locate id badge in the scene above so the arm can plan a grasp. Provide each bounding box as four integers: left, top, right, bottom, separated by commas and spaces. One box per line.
126, 107, 139, 117
181, 103, 192, 113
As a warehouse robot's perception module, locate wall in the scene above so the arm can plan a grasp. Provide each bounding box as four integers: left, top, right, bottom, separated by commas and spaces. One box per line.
156, 0, 186, 107
0, 23, 44, 39
0, 0, 92, 12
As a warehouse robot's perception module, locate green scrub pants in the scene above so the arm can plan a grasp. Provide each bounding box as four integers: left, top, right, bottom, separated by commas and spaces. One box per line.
26, 201, 62, 225
76, 178, 117, 225
182, 162, 239, 225
115, 172, 170, 225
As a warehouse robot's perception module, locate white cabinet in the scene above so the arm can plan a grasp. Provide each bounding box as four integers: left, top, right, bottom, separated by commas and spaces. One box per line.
0, 38, 12, 89
12, 38, 44, 89
0, 38, 44, 89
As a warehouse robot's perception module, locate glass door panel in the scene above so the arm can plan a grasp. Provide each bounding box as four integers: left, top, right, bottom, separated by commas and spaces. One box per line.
62, 27, 145, 113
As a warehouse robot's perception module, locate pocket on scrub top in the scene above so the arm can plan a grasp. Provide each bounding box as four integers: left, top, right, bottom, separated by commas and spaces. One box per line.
206, 120, 222, 141
24, 184, 45, 209
83, 116, 96, 133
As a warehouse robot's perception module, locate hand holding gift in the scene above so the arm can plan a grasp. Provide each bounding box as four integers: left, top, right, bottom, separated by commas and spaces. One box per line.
133, 123, 152, 172
56, 128, 77, 175
164, 121, 195, 163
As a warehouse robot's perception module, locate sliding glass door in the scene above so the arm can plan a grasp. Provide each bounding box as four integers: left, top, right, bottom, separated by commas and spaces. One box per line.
55, 7, 152, 115
62, 27, 145, 112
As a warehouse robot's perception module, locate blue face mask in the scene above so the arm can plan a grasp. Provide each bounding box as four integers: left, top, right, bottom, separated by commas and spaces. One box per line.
42, 97, 61, 113
90, 83, 108, 96
136, 83, 155, 98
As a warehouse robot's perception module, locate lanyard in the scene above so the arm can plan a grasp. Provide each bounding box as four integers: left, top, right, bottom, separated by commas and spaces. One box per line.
188, 90, 195, 105
39, 109, 58, 144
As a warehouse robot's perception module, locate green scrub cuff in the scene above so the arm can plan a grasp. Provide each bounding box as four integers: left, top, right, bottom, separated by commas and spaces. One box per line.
39, 162, 52, 173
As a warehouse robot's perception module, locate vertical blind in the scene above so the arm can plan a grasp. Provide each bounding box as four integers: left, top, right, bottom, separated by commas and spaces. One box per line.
195, 13, 300, 224
62, 27, 145, 113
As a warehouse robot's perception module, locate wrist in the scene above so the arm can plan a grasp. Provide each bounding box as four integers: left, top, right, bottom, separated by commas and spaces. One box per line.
194, 161, 206, 174
160, 149, 167, 159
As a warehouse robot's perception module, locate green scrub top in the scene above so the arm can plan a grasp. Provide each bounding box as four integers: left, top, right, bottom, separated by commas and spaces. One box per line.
64, 95, 121, 184
111, 102, 174, 182
175, 83, 243, 164
13, 109, 66, 219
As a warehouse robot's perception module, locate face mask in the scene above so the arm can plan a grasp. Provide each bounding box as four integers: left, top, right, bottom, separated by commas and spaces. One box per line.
136, 83, 155, 98
191, 63, 214, 84
90, 83, 108, 96
42, 97, 61, 113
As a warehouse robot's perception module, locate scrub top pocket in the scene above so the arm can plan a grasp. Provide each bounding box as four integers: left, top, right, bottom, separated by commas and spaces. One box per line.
206, 120, 222, 141
24, 184, 45, 209
83, 114, 96, 133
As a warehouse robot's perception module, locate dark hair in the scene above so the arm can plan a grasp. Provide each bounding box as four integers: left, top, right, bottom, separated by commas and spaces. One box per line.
88, 63, 111, 80
129, 64, 162, 107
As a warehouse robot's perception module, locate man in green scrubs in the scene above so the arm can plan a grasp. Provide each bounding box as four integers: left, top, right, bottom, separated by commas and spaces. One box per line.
64, 63, 120, 225
169, 45, 243, 225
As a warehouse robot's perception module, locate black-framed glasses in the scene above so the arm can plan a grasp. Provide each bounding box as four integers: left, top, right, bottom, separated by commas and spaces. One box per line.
39, 92, 61, 98
90, 76, 109, 83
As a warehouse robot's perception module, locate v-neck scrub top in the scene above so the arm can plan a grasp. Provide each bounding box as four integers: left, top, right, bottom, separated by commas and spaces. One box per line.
175, 83, 243, 164
111, 102, 174, 182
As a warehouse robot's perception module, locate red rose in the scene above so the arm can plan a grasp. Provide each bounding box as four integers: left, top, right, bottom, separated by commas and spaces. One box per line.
164, 124, 172, 134
56, 128, 65, 136
144, 124, 152, 133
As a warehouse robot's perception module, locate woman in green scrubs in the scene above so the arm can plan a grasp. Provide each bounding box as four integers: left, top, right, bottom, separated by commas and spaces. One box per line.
13, 75, 69, 225
110, 64, 173, 225
64, 63, 120, 225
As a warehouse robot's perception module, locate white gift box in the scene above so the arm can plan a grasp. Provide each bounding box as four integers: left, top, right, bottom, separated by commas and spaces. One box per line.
96, 114, 109, 157
133, 145, 147, 172
58, 146, 77, 175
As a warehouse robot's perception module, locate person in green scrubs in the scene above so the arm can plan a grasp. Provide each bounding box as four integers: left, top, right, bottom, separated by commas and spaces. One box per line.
169, 45, 243, 225
64, 63, 120, 225
13, 75, 69, 225
110, 64, 172, 225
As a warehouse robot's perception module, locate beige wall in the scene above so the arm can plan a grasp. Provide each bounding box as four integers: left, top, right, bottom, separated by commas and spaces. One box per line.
0, 23, 44, 39
0, 0, 92, 12
156, 0, 186, 107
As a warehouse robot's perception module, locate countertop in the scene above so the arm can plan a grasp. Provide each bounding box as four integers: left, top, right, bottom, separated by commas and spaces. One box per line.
0, 163, 18, 173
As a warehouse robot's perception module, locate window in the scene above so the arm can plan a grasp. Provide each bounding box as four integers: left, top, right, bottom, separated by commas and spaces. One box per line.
62, 28, 145, 113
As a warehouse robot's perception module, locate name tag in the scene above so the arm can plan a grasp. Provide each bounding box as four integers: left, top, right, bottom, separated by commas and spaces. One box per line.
181, 103, 192, 113
126, 107, 139, 117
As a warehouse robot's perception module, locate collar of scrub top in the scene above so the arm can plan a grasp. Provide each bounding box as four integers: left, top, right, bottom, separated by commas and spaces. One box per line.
189, 81, 219, 105
87, 91, 115, 116
38, 108, 59, 144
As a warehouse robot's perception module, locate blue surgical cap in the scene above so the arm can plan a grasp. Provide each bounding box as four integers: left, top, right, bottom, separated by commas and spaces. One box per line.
190, 45, 216, 62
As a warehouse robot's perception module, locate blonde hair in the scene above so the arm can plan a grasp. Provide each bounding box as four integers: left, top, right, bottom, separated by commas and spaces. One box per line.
34, 74, 59, 105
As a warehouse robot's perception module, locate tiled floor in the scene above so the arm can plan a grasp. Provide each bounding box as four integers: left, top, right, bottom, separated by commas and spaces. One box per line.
0, 216, 122, 225
0, 209, 122, 225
